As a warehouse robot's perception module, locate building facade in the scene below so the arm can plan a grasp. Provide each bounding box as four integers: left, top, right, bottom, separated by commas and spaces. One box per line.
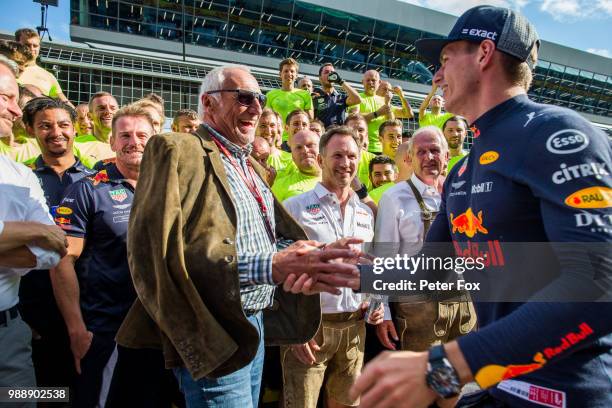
67, 0, 611, 126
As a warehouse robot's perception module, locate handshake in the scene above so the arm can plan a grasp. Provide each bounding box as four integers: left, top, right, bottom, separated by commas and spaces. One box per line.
272, 237, 366, 295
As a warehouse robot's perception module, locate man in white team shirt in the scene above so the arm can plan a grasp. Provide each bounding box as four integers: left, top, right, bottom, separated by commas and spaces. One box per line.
281, 126, 382, 408
374, 126, 475, 355
0, 55, 66, 402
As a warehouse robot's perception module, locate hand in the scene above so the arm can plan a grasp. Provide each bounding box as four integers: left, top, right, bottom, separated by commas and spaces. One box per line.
290, 339, 320, 365
69, 327, 93, 374
266, 166, 277, 185
376, 320, 399, 350
349, 351, 437, 408
393, 86, 403, 96
327, 71, 343, 84
378, 104, 392, 117
361, 301, 384, 325
273, 241, 361, 294
32, 223, 68, 257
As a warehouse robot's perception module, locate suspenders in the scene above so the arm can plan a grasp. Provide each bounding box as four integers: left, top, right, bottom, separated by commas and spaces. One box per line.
406, 179, 438, 235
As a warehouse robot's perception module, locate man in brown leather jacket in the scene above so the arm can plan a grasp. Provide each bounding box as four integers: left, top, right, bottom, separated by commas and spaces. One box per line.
116, 65, 361, 407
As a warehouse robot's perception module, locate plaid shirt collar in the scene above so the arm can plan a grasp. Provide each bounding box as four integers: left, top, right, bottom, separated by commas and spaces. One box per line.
203, 123, 252, 159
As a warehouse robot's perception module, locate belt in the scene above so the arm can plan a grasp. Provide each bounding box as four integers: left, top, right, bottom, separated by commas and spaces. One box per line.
0, 305, 19, 326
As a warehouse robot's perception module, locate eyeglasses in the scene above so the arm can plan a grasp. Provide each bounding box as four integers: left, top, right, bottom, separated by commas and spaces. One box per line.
205, 89, 266, 107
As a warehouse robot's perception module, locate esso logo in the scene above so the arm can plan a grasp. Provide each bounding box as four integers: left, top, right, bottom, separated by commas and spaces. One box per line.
546, 129, 589, 154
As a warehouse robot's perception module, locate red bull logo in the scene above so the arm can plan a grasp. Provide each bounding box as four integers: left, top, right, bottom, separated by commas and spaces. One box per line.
543, 322, 593, 359
92, 169, 109, 185
450, 208, 488, 238
475, 352, 547, 389
475, 322, 595, 389
55, 217, 71, 225
453, 240, 505, 267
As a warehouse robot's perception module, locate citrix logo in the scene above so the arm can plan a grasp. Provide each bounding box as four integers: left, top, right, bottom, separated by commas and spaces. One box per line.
461, 28, 498, 40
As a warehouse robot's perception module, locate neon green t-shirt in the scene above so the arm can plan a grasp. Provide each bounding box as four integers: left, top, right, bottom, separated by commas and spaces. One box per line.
266, 150, 294, 172
419, 111, 454, 129
447, 153, 467, 172
265, 89, 313, 142
0, 140, 10, 156
271, 165, 321, 202
10, 137, 41, 163
18, 65, 63, 99
21, 146, 98, 169
73, 134, 114, 167
357, 150, 376, 191
368, 182, 394, 205
357, 92, 386, 153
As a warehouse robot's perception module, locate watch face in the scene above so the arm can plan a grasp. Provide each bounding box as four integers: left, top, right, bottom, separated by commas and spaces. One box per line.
427, 361, 461, 398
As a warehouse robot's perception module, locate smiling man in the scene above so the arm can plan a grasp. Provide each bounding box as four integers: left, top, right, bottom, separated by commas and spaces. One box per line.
51, 104, 155, 407
74, 92, 119, 165
115, 65, 362, 408
19, 97, 95, 392
272, 129, 322, 202
265, 58, 314, 145
374, 126, 474, 361
353, 5, 612, 408
442, 115, 469, 172
281, 126, 381, 408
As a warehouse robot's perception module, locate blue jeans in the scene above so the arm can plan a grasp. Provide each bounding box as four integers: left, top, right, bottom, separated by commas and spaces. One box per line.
174, 312, 265, 408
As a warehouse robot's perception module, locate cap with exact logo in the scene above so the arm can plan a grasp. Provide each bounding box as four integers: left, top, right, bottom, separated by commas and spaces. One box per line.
415, 5, 540, 68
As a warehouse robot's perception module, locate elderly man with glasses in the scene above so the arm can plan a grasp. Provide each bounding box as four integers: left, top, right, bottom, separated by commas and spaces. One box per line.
115, 65, 363, 407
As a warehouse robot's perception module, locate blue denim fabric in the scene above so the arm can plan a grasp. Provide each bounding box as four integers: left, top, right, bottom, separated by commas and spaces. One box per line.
174, 312, 265, 408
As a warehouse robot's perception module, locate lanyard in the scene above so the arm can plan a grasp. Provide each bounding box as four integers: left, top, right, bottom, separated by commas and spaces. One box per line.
210, 134, 276, 245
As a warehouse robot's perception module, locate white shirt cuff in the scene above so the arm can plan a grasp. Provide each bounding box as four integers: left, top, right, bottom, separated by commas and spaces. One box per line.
26, 244, 62, 270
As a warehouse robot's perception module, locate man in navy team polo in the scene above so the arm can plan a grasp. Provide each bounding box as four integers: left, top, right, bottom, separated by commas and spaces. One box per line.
50, 104, 156, 407
19, 97, 95, 395
312, 63, 362, 128
352, 5, 612, 408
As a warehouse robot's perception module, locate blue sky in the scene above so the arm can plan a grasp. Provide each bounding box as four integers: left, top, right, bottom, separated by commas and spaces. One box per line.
0, 0, 610, 58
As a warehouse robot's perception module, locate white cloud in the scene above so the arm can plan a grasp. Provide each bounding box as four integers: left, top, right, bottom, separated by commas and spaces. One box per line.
540, 0, 612, 21
400, 0, 528, 16
586, 48, 612, 58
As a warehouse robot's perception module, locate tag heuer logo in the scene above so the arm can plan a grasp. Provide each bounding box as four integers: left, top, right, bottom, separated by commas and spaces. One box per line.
109, 188, 128, 202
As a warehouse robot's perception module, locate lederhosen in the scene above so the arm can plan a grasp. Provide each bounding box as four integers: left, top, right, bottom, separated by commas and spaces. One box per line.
391, 179, 477, 351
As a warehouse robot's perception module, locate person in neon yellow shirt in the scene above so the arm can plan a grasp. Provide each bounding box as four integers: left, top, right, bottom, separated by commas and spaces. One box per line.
6, 84, 42, 163
366, 155, 396, 203
345, 113, 376, 191
378, 119, 403, 161
271, 129, 321, 202
285, 109, 310, 146
74, 91, 118, 165
265, 58, 313, 144
353, 70, 414, 153
442, 115, 469, 172
15, 28, 73, 106
418, 83, 453, 129
75, 103, 93, 137
258, 108, 293, 172
368, 142, 413, 204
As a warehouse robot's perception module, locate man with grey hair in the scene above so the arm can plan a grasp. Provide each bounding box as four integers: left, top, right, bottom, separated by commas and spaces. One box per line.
0, 54, 67, 405
115, 65, 363, 407
373, 126, 475, 360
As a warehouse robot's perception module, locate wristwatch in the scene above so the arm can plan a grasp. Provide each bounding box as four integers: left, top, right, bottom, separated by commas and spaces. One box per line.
372, 110, 379, 118
426, 345, 461, 399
